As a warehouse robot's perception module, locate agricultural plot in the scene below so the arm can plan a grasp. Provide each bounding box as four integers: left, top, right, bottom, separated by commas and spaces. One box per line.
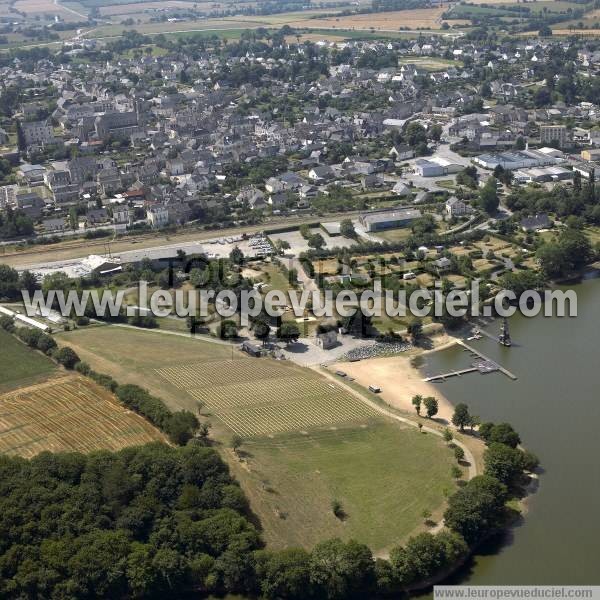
156, 360, 378, 436
0, 329, 57, 393
0, 375, 165, 457
286, 7, 469, 30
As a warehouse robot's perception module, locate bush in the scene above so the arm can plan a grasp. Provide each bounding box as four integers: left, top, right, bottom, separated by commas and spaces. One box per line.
165, 410, 199, 445
479, 422, 521, 448
16, 327, 42, 347
36, 333, 57, 355
74, 361, 91, 376
115, 384, 172, 430
88, 370, 118, 392
54, 346, 80, 369
0, 315, 15, 332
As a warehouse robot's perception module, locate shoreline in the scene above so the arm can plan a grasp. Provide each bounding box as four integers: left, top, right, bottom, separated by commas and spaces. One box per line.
334, 334, 461, 424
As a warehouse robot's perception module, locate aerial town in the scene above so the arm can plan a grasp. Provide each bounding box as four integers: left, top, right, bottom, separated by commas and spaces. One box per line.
0, 1, 598, 598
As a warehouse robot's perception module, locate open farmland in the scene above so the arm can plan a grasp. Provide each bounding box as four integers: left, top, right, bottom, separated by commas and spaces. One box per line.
57, 325, 460, 551
157, 362, 378, 436
58, 324, 378, 437
0, 375, 166, 457
0, 329, 57, 393
285, 7, 469, 30
14, 0, 87, 21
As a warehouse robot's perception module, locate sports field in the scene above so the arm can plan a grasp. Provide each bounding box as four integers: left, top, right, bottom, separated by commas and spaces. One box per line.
0, 329, 57, 393
0, 375, 165, 457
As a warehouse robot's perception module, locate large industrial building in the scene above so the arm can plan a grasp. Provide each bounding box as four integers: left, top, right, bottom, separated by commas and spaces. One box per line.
359, 208, 422, 232
473, 148, 565, 171
414, 157, 463, 177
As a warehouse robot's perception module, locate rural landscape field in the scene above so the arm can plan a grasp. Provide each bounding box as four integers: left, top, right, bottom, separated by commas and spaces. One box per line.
54, 324, 461, 551
0, 375, 166, 456
0, 329, 166, 456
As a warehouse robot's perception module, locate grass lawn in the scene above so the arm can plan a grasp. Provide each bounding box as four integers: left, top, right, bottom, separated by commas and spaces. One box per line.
262, 263, 293, 294
373, 228, 413, 243
230, 420, 457, 553
0, 329, 57, 393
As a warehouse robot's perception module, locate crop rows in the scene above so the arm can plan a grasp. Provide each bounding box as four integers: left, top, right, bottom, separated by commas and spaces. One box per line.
187, 376, 341, 409
0, 376, 164, 457
216, 394, 379, 436
156, 360, 298, 389
156, 359, 380, 437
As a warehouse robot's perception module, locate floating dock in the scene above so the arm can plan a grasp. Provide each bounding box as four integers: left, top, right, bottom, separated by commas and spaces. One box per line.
423, 340, 517, 382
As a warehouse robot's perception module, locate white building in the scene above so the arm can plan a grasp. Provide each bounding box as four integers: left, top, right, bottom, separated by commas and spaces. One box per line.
146, 205, 169, 229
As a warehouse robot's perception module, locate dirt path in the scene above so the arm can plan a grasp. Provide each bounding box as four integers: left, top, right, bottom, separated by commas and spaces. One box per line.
316, 366, 478, 481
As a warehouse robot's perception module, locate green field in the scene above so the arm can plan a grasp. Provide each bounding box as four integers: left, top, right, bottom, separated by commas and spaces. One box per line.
58, 324, 379, 436
56, 324, 235, 412
373, 227, 413, 243
0, 329, 57, 393
57, 324, 460, 551
230, 421, 457, 552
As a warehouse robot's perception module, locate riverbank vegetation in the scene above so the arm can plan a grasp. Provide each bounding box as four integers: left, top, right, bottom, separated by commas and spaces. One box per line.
0, 320, 537, 600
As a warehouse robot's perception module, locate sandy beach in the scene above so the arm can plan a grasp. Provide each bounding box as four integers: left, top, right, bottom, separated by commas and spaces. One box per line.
335, 338, 459, 423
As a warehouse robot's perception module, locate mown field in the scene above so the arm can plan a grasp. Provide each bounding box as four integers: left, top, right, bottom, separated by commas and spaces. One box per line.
0, 374, 166, 457
58, 324, 379, 436
229, 421, 457, 552
0, 328, 57, 393
57, 324, 459, 549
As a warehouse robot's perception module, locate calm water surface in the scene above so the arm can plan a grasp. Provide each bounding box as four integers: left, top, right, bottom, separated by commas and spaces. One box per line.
422, 279, 600, 585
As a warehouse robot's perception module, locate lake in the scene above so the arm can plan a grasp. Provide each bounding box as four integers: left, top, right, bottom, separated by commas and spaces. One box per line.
421, 278, 600, 585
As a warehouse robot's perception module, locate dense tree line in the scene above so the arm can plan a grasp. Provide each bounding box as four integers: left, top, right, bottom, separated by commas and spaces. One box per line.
0, 207, 34, 239
0, 444, 258, 599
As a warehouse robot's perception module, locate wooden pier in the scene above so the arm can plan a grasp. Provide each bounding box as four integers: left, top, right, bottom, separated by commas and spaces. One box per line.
423, 367, 479, 382
458, 340, 517, 380
422, 340, 517, 383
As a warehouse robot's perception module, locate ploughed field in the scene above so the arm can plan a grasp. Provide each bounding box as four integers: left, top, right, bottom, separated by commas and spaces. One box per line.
0, 375, 165, 457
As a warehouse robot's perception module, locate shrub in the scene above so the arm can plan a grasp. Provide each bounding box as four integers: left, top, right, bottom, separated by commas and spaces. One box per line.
54, 346, 80, 369
88, 370, 118, 392
0, 315, 15, 332
165, 410, 199, 445
75, 361, 91, 376
115, 384, 172, 430
36, 333, 57, 355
